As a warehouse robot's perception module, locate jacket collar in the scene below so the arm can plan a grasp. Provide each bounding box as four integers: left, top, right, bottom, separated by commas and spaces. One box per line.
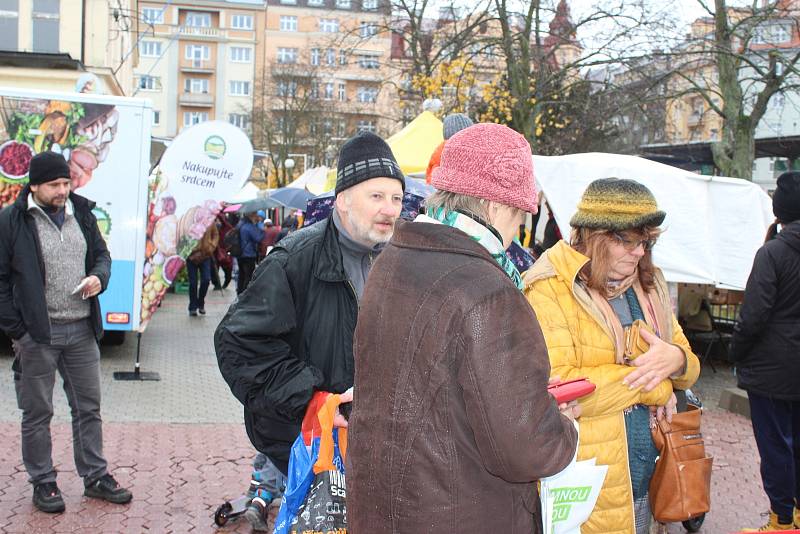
314, 217, 349, 282
389, 219, 506, 275
524, 239, 589, 287
14, 184, 95, 215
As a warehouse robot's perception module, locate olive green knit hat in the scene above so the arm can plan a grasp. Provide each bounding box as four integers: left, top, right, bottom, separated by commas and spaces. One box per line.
570, 178, 666, 231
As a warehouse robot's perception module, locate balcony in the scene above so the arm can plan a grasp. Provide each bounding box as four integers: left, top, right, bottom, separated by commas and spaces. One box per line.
687, 111, 703, 127
179, 92, 214, 107
171, 26, 227, 40
180, 60, 215, 74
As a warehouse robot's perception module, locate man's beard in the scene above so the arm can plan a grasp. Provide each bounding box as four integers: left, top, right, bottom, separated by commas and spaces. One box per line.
350, 215, 396, 246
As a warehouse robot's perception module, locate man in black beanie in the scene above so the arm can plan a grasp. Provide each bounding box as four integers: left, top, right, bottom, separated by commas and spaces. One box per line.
215, 131, 404, 531
0, 151, 131, 513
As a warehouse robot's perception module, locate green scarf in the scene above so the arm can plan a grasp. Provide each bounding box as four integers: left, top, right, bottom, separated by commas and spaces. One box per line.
422, 207, 524, 290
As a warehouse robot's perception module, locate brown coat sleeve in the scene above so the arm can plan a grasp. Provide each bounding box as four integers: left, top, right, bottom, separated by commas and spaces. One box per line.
457, 284, 578, 483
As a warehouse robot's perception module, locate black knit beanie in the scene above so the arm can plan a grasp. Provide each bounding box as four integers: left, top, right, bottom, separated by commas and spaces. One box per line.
773, 171, 800, 223
28, 151, 71, 186
335, 131, 404, 196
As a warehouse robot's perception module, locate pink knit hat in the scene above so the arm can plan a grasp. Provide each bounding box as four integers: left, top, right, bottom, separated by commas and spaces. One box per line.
431, 123, 538, 213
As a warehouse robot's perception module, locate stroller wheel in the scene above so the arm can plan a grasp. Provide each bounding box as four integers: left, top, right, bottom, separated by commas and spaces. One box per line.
682, 514, 705, 532
214, 501, 233, 526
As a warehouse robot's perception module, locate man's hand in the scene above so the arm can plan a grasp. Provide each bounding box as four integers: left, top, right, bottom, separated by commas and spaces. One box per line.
333, 387, 353, 428
80, 275, 102, 299
622, 329, 686, 392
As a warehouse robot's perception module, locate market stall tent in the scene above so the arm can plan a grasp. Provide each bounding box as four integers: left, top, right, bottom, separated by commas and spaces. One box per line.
532, 152, 773, 289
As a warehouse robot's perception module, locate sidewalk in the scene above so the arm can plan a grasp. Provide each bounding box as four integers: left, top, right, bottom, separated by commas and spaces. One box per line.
0, 289, 773, 533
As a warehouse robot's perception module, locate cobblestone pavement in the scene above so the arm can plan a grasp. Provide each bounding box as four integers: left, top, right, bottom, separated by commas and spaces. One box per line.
0, 290, 775, 533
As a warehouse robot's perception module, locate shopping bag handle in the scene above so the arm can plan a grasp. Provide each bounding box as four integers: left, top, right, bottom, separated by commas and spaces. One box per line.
313, 393, 348, 474
302, 391, 332, 446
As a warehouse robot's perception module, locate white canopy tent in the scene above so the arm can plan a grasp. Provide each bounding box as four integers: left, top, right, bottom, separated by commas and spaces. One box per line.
228, 180, 262, 203
532, 153, 774, 290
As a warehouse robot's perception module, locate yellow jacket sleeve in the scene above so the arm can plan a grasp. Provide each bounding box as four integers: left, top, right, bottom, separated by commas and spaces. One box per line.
669, 314, 701, 391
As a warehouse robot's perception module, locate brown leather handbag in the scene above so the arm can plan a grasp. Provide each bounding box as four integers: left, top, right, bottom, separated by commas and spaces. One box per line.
649, 404, 713, 522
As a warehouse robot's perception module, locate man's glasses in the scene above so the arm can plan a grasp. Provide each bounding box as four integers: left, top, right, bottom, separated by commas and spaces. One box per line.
612, 232, 658, 251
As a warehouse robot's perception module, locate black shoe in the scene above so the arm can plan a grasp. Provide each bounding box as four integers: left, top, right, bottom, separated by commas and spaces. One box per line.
198, 308, 206, 315
188, 309, 198, 316
33, 482, 65, 513
84, 474, 132, 504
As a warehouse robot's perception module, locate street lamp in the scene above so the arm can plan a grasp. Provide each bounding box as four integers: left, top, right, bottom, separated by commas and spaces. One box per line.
284, 158, 296, 184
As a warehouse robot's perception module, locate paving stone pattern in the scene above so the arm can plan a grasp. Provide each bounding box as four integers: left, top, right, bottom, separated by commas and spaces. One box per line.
0, 291, 774, 533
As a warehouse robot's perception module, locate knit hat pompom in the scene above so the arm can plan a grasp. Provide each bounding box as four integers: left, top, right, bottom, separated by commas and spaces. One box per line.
431, 123, 538, 213
28, 151, 71, 186
773, 171, 800, 223
335, 131, 404, 196
570, 178, 666, 231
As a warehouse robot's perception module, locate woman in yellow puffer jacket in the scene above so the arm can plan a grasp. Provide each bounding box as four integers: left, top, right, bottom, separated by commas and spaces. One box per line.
524, 178, 700, 534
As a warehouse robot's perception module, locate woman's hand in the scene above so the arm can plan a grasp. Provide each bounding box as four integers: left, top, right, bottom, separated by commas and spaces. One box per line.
622, 329, 686, 392
654, 393, 677, 423
558, 400, 582, 421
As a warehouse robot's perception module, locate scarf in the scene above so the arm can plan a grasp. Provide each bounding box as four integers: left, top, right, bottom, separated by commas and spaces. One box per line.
418, 207, 524, 290
581, 269, 666, 364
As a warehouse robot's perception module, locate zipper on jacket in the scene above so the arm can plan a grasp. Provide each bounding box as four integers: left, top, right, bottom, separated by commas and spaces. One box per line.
620, 412, 636, 532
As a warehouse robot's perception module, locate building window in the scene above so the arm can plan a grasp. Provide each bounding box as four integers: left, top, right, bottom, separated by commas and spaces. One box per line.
231, 14, 253, 30
230, 46, 252, 62
153, 110, 160, 125
311, 82, 319, 99
339, 49, 348, 65
324, 82, 334, 100
230, 81, 251, 96
357, 54, 379, 69
338, 82, 346, 101
319, 18, 338, 33
185, 11, 211, 27
336, 0, 351, 8
337, 120, 347, 137
32, 0, 59, 53
357, 86, 378, 103
279, 0, 296, 4
360, 21, 377, 37
311, 48, 320, 66
280, 15, 297, 31
277, 80, 298, 97
184, 78, 209, 93
326, 48, 335, 66
142, 7, 164, 24
138, 75, 160, 91
185, 44, 210, 61
362, 0, 378, 9
140, 40, 162, 57
356, 120, 375, 132
183, 111, 208, 127
229, 113, 250, 130
308, 0, 324, 5
0, 0, 19, 52
277, 47, 298, 64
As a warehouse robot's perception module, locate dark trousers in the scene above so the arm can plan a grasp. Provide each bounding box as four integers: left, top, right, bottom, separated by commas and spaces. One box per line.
748, 391, 800, 522
187, 258, 211, 312
13, 320, 107, 485
237, 257, 257, 295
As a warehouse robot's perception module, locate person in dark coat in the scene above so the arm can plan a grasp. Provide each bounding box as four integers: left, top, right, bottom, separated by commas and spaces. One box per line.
215, 131, 404, 531
731, 171, 800, 531
348, 123, 579, 533
0, 152, 131, 513
236, 212, 265, 295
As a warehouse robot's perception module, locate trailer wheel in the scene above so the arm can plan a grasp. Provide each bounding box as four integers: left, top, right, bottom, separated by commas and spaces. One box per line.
102, 331, 126, 346
682, 514, 705, 532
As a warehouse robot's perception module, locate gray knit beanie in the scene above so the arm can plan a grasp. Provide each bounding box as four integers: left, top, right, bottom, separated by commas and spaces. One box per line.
443, 113, 473, 140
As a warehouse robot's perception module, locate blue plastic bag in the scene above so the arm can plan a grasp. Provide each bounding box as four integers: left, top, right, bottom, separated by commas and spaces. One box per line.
273, 429, 346, 534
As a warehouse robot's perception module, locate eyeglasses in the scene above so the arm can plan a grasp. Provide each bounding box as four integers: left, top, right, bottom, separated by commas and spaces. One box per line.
612, 232, 658, 251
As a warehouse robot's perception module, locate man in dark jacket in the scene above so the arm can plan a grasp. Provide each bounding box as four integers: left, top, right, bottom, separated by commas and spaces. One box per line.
215, 131, 404, 531
0, 152, 131, 514
731, 171, 800, 531
236, 211, 265, 294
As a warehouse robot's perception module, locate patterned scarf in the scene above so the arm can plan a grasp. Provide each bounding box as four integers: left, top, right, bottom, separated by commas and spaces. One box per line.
422, 207, 524, 290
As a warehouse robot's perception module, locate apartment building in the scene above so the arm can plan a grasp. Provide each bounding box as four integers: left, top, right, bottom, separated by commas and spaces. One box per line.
134, 0, 265, 137
259, 0, 398, 166
0, 0, 139, 95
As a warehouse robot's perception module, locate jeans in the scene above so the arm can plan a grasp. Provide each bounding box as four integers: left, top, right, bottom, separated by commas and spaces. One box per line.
13, 319, 108, 486
748, 391, 800, 522
187, 258, 211, 311
237, 257, 257, 295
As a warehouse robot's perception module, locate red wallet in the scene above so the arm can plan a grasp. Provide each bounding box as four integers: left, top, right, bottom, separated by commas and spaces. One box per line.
547, 378, 596, 404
